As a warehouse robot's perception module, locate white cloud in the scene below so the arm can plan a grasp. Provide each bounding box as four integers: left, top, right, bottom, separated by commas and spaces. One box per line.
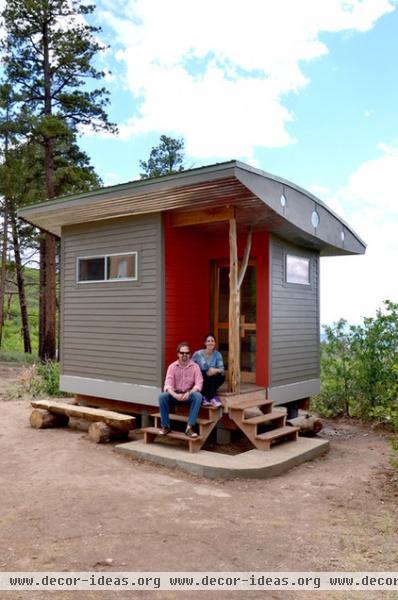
95, 0, 396, 158
320, 144, 398, 324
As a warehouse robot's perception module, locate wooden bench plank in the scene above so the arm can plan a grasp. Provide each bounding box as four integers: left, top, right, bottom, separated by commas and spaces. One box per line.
30, 400, 135, 431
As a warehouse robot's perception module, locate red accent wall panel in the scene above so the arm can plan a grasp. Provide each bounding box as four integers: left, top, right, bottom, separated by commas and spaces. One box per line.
164, 216, 210, 367
252, 231, 269, 387
164, 216, 269, 387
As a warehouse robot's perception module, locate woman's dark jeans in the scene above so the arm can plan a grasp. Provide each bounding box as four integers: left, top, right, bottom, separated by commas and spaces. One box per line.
201, 371, 225, 399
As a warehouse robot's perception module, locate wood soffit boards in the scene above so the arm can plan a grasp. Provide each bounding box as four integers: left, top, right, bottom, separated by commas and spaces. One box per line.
18, 162, 366, 256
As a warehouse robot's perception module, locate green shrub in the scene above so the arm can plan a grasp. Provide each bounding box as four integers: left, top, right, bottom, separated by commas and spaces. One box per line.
28, 361, 71, 398
313, 319, 355, 417
316, 301, 398, 426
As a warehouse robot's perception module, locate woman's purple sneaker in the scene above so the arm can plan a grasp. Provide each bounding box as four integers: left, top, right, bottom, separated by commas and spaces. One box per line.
202, 397, 212, 407
210, 396, 222, 408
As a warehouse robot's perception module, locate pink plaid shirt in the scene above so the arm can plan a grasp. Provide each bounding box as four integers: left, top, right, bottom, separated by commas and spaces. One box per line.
164, 360, 203, 393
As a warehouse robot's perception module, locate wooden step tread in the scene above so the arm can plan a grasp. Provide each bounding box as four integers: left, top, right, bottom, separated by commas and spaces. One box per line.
31, 400, 135, 430
219, 386, 265, 398
256, 425, 299, 441
243, 410, 285, 425
142, 427, 202, 441
151, 412, 214, 425
230, 398, 273, 411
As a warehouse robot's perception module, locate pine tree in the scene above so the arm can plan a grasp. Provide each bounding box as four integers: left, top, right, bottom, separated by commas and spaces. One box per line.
0, 84, 18, 349
140, 135, 185, 179
1, 0, 116, 360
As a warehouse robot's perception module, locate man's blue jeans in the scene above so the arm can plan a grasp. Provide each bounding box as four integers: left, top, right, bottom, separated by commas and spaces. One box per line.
159, 391, 202, 427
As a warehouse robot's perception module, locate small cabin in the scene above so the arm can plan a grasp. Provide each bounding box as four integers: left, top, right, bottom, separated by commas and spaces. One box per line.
20, 161, 365, 423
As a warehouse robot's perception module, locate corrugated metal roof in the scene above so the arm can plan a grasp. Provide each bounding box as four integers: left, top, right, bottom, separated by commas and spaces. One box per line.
18, 160, 366, 256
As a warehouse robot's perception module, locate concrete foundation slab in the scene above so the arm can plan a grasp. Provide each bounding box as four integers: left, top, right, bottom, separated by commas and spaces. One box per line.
114, 436, 330, 479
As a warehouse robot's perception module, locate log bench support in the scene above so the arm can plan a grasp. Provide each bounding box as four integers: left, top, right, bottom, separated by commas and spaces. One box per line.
30, 400, 135, 443
88, 421, 129, 444
30, 409, 70, 429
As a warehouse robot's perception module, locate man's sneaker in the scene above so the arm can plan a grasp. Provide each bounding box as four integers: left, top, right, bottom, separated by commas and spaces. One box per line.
210, 397, 222, 408
159, 426, 171, 436
202, 397, 212, 407
185, 426, 198, 439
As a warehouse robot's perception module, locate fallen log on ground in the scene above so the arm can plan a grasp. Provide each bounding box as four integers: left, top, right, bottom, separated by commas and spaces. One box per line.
287, 413, 323, 436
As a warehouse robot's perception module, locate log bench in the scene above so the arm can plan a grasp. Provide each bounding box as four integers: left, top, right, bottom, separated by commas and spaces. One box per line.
30, 400, 135, 443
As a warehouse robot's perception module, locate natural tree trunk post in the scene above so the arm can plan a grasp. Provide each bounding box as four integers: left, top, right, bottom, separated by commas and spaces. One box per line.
10, 209, 32, 354
237, 228, 252, 289
228, 221, 253, 393
228, 214, 240, 392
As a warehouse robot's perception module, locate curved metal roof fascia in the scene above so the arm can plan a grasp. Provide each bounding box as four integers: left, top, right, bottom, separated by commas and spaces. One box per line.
233, 161, 366, 251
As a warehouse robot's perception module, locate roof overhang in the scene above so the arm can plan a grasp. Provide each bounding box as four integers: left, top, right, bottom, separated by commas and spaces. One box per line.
18, 160, 366, 257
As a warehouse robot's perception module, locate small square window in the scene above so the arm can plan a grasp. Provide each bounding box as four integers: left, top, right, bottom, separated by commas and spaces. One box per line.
78, 257, 105, 282
286, 254, 310, 285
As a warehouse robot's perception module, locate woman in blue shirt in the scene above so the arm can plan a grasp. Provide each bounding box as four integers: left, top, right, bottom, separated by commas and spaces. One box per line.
192, 333, 225, 408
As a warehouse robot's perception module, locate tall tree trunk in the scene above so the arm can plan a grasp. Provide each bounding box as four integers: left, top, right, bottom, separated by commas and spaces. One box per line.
39, 18, 57, 361
0, 98, 11, 349
0, 198, 9, 348
10, 209, 31, 354
40, 231, 56, 361
39, 235, 45, 357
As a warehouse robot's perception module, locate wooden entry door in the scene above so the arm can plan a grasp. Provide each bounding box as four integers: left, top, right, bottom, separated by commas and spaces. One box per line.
214, 262, 256, 383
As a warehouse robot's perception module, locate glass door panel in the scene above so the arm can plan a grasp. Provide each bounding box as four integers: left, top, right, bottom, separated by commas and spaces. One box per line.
214, 262, 256, 381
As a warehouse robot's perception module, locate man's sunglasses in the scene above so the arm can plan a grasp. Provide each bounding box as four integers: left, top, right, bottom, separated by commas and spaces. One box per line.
178, 351, 190, 355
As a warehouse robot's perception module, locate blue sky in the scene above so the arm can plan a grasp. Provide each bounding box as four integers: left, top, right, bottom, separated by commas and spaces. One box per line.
3, 0, 394, 327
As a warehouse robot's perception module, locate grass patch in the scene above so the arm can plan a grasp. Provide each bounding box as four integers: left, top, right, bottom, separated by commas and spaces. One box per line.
0, 349, 36, 364
1, 265, 40, 354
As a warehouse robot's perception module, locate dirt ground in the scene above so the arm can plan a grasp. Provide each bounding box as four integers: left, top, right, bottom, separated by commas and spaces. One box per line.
1, 363, 397, 600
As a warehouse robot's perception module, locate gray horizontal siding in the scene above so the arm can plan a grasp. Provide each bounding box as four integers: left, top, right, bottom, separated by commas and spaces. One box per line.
269, 236, 320, 388
61, 214, 163, 387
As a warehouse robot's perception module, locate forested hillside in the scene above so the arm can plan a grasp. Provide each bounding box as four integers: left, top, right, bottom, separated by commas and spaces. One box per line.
0, 265, 39, 356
